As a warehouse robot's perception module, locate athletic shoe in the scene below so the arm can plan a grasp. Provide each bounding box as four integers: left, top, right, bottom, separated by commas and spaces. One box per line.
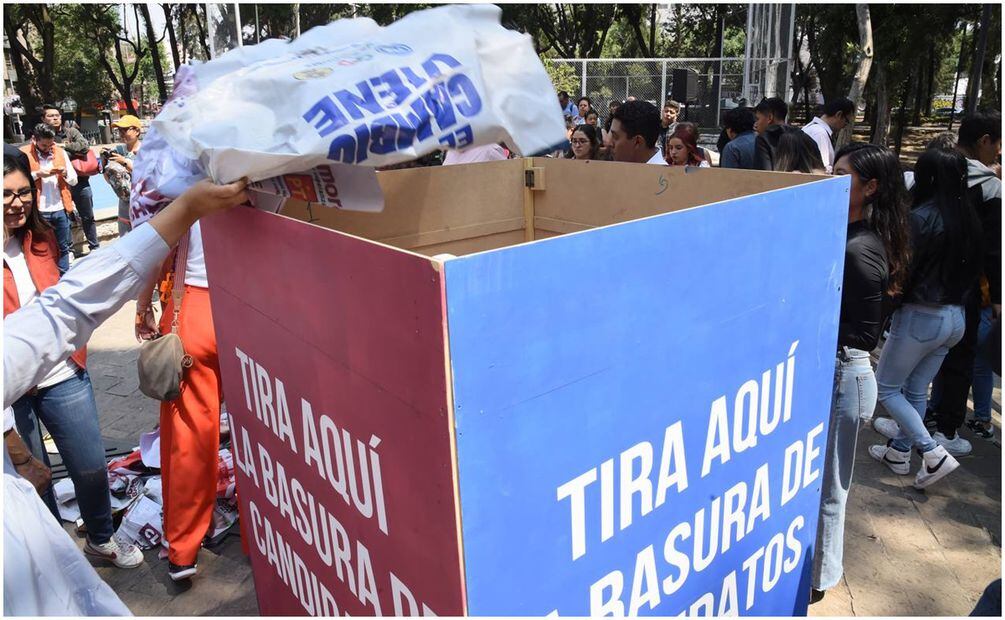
868, 441, 911, 475
168, 562, 198, 581
932, 431, 972, 457
965, 419, 995, 440
913, 445, 959, 490
84, 536, 144, 568
872, 417, 900, 440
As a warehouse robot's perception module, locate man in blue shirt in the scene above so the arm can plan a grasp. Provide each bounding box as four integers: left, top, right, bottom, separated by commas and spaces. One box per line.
557, 91, 580, 123
719, 106, 758, 169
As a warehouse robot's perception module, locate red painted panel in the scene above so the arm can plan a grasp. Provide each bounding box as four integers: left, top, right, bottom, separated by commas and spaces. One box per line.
202, 207, 463, 616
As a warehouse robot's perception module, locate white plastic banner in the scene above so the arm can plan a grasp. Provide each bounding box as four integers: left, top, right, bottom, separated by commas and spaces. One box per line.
130, 4, 565, 227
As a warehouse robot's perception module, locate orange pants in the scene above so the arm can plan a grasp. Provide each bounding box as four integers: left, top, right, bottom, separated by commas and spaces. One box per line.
159, 285, 221, 566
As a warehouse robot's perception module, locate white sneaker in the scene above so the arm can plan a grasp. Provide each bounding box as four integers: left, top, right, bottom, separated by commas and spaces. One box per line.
868, 442, 911, 475
932, 431, 972, 457
913, 445, 959, 489
84, 536, 144, 568
872, 417, 901, 440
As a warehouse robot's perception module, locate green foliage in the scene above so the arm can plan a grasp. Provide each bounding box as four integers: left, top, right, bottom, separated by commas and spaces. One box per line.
544, 61, 580, 96
50, 4, 115, 115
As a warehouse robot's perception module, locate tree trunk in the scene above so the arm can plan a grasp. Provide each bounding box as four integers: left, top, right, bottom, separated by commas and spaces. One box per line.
925, 42, 937, 116
894, 70, 914, 155
871, 63, 890, 146
163, 4, 181, 72
3, 18, 41, 119
33, 5, 56, 105
911, 59, 925, 126
966, 4, 992, 114
949, 23, 970, 129
140, 4, 169, 103
837, 4, 873, 148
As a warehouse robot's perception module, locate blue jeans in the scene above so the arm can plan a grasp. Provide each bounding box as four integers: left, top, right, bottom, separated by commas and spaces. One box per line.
971, 306, 995, 422
117, 199, 132, 237
40, 210, 71, 274
12, 369, 115, 544
70, 182, 100, 250
876, 304, 966, 453
813, 347, 876, 590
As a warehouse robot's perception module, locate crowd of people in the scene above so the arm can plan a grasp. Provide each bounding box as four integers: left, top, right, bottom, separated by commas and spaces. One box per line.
2, 89, 1001, 615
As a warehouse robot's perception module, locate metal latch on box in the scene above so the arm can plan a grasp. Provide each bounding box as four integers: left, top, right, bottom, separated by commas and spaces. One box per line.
524, 167, 546, 190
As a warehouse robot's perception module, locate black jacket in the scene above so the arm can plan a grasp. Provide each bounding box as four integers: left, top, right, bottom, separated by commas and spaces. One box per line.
753, 124, 785, 171
966, 159, 1002, 305
902, 198, 983, 306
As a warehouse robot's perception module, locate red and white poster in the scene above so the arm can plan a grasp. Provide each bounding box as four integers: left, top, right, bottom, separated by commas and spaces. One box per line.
203, 206, 464, 616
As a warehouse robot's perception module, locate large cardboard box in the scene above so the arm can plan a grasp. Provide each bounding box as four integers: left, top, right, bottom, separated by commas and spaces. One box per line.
202, 158, 850, 616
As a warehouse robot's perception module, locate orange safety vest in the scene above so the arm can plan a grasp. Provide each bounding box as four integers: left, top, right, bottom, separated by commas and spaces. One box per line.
3, 229, 87, 370
20, 144, 75, 213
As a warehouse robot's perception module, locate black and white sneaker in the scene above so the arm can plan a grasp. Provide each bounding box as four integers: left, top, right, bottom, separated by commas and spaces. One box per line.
965, 419, 995, 441
168, 562, 198, 581
913, 445, 959, 490
868, 441, 911, 475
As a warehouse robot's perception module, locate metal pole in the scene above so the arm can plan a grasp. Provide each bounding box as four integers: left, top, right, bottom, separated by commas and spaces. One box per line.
206, 4, 216, 58
660, 60, 667, 102
784, 3, 796, 102
255, 4, 260, 43
742, 3, 753, 102
234, 3, 243, 47
581, 60, 587, 98
294, 4, 301, 38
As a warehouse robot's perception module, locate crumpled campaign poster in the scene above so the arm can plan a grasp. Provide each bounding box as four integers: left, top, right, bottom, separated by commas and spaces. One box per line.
128, 4, 565, 227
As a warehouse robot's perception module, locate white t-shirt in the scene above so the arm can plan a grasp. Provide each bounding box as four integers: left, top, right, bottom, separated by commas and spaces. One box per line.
184, 222, 208, 288
442, 144, 508, 166
802, 117, 835, 173
647, 149, 669, 165
3, 236, 78, 388
30, 147, 78, 213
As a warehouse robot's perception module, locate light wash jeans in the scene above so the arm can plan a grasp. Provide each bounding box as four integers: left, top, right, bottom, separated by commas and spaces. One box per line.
813, 347, 876, 590
876, 303, 966, 453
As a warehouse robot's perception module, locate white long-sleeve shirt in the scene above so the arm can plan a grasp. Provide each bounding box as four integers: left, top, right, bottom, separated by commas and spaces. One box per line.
801, 117, 835, 173
30, 146, 78, 213
3, 223, 169, 409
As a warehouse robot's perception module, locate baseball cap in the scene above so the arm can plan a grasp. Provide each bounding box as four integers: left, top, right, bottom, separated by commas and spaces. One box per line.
112, 115, 142, 129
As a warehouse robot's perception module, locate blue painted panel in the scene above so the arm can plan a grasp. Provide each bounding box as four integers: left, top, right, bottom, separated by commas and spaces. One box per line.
445, 176, 850, 616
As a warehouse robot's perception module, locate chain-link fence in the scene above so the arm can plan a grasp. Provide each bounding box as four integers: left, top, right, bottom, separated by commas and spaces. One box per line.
547, 57, 789, 128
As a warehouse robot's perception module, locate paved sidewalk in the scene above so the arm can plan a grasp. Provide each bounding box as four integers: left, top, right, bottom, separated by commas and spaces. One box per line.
75, 298, 1000, 616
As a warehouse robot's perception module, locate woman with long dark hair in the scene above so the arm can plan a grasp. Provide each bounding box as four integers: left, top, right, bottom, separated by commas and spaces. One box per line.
811, 142, 911, 602
774, 126, 827, 174
869, 147, 983, 488
568, 124, 602, 161
665, 122, 709, 167
3, 155, 143, 568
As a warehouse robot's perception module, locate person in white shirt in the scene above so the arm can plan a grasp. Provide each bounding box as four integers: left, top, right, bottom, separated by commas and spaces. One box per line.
802, 97, 855, 174
442, 143, 509, 165
607, 100, 668, 165
20, 123, 77, 274
4, 172, 248, 616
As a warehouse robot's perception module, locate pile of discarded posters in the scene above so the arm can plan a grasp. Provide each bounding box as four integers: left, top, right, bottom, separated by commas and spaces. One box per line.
54, 415, 239, 552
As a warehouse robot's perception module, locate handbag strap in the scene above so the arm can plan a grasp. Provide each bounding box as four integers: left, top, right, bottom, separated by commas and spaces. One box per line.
170, 231, 189, 334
